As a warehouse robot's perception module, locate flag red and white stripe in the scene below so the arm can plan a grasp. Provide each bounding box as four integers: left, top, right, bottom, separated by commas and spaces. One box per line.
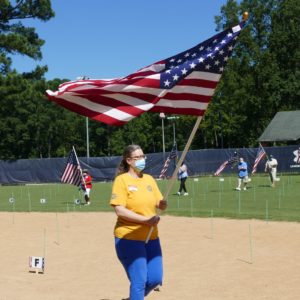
159, 144, 177, 178
61, 148, 82, 186
214, 153, 239, 176
214, 160, 229, 176
46, 22, 245, 126
252, 144, 267, 174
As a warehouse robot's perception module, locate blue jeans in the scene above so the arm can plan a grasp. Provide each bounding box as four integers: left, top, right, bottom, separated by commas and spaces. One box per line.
115, 237, 163, 300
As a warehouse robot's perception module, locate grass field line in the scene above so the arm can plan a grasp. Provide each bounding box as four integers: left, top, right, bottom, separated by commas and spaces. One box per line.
0, 174, 299, 222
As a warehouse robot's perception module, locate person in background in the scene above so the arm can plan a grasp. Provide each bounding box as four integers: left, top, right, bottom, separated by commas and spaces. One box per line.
265, 155, 278, 187
177, 161, 188, 196
110, 144, 167, 300
81, 169, 92, 205
236, 157, 250, 191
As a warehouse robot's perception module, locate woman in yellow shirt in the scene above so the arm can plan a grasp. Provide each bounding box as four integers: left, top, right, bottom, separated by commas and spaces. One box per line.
110, 144, 167, 300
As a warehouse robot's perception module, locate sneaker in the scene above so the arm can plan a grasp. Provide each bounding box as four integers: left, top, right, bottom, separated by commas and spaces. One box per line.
235, 187, 241, 191
243, 187, 247, 191
177, 192, 181, 196
84, 202, 90, 206
184, 192, 189, 196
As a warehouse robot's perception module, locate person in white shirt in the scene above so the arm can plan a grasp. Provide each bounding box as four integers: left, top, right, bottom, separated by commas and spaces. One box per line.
177, 162, 188, 196
265, 155, 278, 187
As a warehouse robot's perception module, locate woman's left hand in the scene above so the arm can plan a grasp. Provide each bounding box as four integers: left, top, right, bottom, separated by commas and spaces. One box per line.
158, 200, 167, 210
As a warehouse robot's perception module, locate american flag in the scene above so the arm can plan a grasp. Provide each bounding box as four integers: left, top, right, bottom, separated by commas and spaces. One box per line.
251, 144, 267, 174
214, 152, 239, 176
61, 148, 82, 186
159, 144, 177, 179
46, 22, 245, 126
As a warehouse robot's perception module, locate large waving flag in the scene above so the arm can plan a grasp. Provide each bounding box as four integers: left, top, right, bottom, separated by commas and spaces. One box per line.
46, 22, 245, 126
251, 144, 267, 174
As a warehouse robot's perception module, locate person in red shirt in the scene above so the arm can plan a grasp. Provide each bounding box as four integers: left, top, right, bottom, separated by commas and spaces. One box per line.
82, 169, 92, 205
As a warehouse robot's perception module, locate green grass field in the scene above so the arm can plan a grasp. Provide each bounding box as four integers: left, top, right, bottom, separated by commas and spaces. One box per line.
1, 173, 299, 222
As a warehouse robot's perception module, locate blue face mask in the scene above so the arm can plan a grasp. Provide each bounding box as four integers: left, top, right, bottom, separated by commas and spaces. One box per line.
135, 159, 146, 171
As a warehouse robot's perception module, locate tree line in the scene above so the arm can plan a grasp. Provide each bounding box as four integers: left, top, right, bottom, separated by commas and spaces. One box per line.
0, 0, 299, 159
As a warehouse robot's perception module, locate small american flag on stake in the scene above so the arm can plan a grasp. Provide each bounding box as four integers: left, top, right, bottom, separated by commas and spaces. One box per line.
214, 152, 239, 176
159, 144, 177, 179
252, 144, 267, 174
46, 22, 245, 125
61, 147, 83, 186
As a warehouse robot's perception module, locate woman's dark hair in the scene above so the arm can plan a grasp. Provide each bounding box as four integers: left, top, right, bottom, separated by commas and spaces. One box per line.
116, 144, 142, 176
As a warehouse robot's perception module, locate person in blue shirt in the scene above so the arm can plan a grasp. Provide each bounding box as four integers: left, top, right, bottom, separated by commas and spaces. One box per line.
236, 157, 250, 191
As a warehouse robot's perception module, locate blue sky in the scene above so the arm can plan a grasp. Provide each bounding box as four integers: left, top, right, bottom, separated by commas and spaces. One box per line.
12, 0, 230, 80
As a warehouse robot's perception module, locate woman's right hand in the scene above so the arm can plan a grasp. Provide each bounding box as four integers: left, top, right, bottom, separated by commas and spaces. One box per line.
144, 215, 160, 226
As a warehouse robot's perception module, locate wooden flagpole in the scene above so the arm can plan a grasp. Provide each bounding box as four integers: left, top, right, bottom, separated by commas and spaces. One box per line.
145, 116, 203, 243
145, 11, 249, 243
162, 116, 202, 198
73, 146, 87, 190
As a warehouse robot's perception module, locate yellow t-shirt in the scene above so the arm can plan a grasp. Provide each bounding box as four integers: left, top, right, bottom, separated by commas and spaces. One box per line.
110, 173, 163, 241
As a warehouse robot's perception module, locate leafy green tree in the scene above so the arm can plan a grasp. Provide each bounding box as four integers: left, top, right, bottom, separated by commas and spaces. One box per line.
1, 0, 299, 159
0, 1, 57, 159
203, 0, 300, 148
0, 0, 54, 74
0, 71, 44, 158
0, 73, 74, 159
107, 113, 162, 155
269, 0, 300, 111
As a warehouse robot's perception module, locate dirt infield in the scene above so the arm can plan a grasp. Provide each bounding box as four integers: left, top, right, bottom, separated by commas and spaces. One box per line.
1, 212, 300, 300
